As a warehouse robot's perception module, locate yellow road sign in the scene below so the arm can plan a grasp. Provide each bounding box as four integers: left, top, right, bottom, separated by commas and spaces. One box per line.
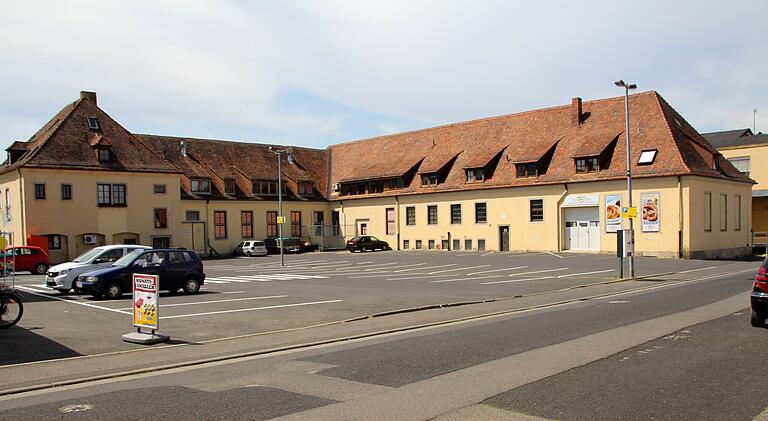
277, 216, 286, 224
621, 206, 637, 218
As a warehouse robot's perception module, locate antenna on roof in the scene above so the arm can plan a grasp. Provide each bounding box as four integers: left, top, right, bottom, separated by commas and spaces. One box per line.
755, 108, 758, 134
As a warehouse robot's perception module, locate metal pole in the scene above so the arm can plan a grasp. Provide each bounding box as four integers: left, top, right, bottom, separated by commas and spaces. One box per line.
624, 86, 635, 278
277, 151, 284, 267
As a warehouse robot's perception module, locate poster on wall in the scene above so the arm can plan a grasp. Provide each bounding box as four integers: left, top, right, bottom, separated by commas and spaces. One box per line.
641, 192, 660, 232
605, 194, 622, 233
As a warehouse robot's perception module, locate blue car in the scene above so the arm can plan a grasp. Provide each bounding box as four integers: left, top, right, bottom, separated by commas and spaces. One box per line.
77, 248, 205, 299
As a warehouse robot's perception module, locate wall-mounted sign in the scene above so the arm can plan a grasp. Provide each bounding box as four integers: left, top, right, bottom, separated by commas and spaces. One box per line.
562, 194, 599, 208
641, 192, 660, 232
605, 194, 622, 233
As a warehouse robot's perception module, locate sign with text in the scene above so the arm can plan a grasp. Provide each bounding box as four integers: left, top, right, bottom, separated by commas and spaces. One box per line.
641, 192, 660, 232
277, 216, 286, 224
133, 274, 159, 330
562, 194, 599, 208
621, 206, 638, 219
605, 194, 622, 233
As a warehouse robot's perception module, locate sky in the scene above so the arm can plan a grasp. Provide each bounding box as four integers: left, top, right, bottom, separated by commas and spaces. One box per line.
1, 1, 766, 152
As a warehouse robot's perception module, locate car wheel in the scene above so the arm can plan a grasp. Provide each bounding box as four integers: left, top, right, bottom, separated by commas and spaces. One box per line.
246, 251, 252, 257
57, 288, 71, 295
33, 263, 48, 275
183, 277, 200, 294
751, 310, 766, 327
361, 246, 368, 252
105, 282, 123, 300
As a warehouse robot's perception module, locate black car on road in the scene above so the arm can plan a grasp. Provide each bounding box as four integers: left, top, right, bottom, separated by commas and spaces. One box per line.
76, 248, 205, 299
751, 257, 768, 326
346, 236, 391, 252
264, 237, 318, 254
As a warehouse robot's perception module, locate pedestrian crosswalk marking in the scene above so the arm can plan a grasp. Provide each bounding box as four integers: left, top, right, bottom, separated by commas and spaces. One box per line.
206, 273, 329, 283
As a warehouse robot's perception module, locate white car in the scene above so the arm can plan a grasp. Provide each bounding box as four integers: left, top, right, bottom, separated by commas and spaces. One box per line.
234, 241, 268, 257
45, 245, 151, 294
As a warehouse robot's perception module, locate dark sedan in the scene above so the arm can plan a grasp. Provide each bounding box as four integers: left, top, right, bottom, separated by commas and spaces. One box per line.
346, 236, 391, 252
76, 248, 205, 299
751, 257, 768, 327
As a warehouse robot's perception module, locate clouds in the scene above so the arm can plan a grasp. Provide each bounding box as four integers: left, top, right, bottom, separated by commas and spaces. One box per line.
0, 1, 766, 151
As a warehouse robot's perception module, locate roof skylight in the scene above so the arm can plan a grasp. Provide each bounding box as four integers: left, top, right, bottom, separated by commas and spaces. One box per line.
638, 149, 658, 165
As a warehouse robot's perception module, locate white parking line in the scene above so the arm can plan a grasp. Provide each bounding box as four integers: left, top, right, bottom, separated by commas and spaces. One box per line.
118, 295, 288, 310
366, 263, 426, 272
482, 276, 556, 285
430, 274, 508, 283
221, 291, 246, 294
346, 262, 400, 270
163, 299, 343, 319
481, 252, 496, 256
467, 266, 528, 276
428, 265, 491, 275
676, 266, 719, 274
509, 268, 569, 277
556, 269, 613, 278
16, 286, 131, 315
395, 264, 457, 273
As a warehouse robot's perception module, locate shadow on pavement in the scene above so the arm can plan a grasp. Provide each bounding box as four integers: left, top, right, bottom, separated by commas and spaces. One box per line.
0, 325, 82, 365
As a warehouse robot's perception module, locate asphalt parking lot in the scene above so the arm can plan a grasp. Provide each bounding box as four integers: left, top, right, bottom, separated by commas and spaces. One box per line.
1, 250, 759, 364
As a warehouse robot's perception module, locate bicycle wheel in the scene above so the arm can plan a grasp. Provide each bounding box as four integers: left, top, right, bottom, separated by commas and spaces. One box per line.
0, 292, 23, 328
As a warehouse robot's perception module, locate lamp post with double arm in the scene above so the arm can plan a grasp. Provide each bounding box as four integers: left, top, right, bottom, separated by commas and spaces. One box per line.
615, 79, 637, 278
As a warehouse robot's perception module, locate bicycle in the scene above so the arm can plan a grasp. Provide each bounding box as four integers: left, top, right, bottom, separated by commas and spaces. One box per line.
0, 287, 23, 328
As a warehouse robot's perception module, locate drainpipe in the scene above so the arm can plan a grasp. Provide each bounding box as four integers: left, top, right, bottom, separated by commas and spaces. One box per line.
395, 196, 400, 250
556, 183, 569, 252
677, 176, 684, 258
340, 200, 345, 240
17, 168, 26, 245
205, 199, 210, 256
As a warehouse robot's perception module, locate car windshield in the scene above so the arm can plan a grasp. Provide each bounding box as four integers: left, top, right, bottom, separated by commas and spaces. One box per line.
237, 242, 245, 247
113, 249, 145, 267
72, 248, 104, 263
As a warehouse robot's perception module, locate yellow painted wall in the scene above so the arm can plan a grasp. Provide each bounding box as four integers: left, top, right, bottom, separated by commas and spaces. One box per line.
22, 168, 182, 261
0, 170, 25, 247
181, 201, 330, 255
683, 175, 752, 257
720, 145, 768, 189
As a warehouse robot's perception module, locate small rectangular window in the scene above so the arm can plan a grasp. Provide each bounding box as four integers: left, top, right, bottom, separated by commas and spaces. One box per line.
112, 184, 126, 206
475, 203, 487, 224
415, 240, 423, 250
575, 157, 599, 173
266, 211, 278, 237
241, 211, 253, 238
406, 206, 416, 225
97, 184, 111, 206
225, 180, 236, 195
98, 148, 110, 163
451, 204, 461, 224
153, 184, 166, 194
728, 157, 750, 177
154, 208, 168, 229
428, 240, 435, 249
421, 174, 438, 186
428, 205, 438, 225
453, 239, 461, 251
442, 239, 449, 250
191, 179, 211, 194
477, 239, 486, 251
291, 211, 302, 237
214, 211, 227, 239
530, 199, 544, 222
516, 163, 538, 178
464, 239, 472, 250
87, 117, 100, 130
403, 240, 410, 250
152, 237, 170, 249
185, 210, 200, 221
61, 184, 72, 200
386, 208, 396, 235
34, 183, 45, 200
704, 192, 712, 232
47, 235, 62, 250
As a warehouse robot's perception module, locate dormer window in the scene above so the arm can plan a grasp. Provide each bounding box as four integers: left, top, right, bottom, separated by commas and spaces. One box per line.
253, 181, 286, 196
191, 178, 211, 194
421, 174, 438, 186
87, 117, 100, 131
97, 148, 110, 163
298, 182, 314, 196
516, 163, 538, 178
224, 180, 236, 195
465, 168, 485, 183
575, 157, 599, 173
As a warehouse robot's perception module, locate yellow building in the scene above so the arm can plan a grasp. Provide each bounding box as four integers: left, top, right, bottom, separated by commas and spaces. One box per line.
3, 91, 754, 263
704, 129, 768, 236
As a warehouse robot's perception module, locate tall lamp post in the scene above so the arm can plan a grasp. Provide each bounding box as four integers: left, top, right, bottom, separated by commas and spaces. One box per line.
615, 80, 637, 278
268, 147, 293, 267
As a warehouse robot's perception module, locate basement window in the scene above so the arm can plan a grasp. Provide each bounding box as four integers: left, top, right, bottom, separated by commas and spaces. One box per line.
638, 149, 658, 165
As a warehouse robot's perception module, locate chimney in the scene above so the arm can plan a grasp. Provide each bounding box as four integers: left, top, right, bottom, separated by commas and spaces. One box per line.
571, 97, 583, 126
80, 91, 97, 105
180, 140, 187, 157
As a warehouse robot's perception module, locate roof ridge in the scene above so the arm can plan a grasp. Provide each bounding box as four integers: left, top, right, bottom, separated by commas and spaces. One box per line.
332, 91, 659, 148
12, 99, 83, 168
135, 133, 326, 152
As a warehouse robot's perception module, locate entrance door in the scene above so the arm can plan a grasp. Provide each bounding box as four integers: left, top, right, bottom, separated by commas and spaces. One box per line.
499, 226, 510, 251
563, 207, 600, 251
181, 222, 206, 254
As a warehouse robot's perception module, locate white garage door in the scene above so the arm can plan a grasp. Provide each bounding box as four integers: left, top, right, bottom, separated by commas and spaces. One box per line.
564, 207, 600, 251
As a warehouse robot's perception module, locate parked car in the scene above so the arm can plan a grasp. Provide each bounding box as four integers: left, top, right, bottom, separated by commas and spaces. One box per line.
0, 246, 50, 274
264, 237, 318, 254
76, 248, 205, 299
346, 236, 391, 252
233, 241, 268, 257
45, 245, 151, 294
751, 257, 768, 327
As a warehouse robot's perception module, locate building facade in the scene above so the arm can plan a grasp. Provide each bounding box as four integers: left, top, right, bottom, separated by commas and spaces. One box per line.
3, 91, 753, 263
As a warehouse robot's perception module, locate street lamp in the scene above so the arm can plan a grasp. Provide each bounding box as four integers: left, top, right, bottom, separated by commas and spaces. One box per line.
268, 146, 293, 267
615, 79, 637, 278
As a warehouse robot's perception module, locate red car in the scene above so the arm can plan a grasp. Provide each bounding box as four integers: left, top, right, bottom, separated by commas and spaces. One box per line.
1, 246, 50, 275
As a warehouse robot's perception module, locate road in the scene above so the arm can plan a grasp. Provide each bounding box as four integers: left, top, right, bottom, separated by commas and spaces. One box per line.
0, 252, 765, 419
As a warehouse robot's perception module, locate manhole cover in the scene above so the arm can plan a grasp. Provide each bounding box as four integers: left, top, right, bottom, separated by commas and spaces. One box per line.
58, 403, 94, 413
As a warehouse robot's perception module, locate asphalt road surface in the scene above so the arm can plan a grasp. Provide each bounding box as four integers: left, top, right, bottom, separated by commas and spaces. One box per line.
0, 251, 764, 420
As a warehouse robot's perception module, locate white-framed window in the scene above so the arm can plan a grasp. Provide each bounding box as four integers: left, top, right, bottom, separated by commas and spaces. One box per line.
191, 178, 211, 194
530, 199, 544, 222
728, 157, 750, 177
